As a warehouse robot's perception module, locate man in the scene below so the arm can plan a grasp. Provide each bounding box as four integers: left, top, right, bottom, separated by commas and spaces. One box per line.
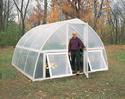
68, 32, 85, 74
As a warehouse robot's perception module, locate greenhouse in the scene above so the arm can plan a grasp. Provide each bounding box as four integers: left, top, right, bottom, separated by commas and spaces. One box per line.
12, 18, 108, 81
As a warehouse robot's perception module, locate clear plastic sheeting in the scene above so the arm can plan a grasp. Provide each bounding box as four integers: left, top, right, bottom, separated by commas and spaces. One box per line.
24, 51, 38, 77
17, 49, 28, 70
12, 47, 22, 67
47, 53, 72, 77
17, 23, 65, 50
12, 18, 108, 81
43, 25, 67, 50
88, 26, 103, 48
35, 53, 44, 78
88, 50, 107, 71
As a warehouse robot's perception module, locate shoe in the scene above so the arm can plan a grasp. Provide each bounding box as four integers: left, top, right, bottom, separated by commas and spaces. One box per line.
76, 71, 80, 75
72, 71, 76, 74
80, 70, 83, 73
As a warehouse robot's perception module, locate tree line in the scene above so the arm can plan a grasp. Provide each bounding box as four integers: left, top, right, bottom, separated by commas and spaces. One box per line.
0, 0, 125, 46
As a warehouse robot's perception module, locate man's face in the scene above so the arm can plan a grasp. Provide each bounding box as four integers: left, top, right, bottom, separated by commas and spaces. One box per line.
72, 33, 77, 38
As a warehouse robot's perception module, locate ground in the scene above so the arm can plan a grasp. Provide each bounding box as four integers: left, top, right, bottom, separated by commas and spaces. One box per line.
0, 45, 125, 99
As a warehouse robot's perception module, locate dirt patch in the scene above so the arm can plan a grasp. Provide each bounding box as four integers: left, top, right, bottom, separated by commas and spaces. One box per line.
0, 46, 14, 53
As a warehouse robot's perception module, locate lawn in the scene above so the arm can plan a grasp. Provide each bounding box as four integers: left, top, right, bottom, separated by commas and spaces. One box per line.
0, 45, 125, 99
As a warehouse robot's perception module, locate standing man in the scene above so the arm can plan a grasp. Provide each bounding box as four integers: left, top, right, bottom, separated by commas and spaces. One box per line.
68, 32, 85, 74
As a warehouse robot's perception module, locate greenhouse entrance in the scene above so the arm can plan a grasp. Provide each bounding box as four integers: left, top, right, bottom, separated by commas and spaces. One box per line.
69, 51, 84, 74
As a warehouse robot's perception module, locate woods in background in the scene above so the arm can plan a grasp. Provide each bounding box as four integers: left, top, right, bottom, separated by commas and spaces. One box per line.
0, 0, 125, 46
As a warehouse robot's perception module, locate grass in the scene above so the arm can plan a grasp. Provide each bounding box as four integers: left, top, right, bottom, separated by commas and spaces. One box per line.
0, 45, 125, 99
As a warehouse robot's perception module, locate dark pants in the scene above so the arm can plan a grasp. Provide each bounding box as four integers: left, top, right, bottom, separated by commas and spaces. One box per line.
71, 50, 82, 73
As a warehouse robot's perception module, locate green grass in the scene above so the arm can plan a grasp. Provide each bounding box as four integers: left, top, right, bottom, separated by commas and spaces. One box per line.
0, 45, 125, 99
0, 22, 20, 47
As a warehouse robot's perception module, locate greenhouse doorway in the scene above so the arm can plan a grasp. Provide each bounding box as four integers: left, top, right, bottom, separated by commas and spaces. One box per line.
69, 50, 84, 74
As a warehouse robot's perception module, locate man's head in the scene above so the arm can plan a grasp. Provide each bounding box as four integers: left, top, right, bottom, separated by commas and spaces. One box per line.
72, 32, 77, 38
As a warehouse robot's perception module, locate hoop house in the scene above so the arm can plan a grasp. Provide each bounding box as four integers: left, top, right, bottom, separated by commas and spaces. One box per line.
12, 18, 108, 81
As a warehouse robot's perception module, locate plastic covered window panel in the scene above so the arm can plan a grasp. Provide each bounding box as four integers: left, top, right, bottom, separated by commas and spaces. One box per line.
35, 53, 43, 78
47, 53, 72, 77
88, 26, 103, 48
25, 51, 38, 77
43, 25, 67, 50
88, 51, 107, 71
17, 49, 28, 70
18, 23, 63, 50
17, 25, 50, 47
12, 47, 21, 67
22, 31, 43, 49
17, 31, 34, 46
30, 24, 62, 50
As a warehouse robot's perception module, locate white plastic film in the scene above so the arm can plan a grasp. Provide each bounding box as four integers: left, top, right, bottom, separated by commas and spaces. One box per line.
47, 53, 72, 77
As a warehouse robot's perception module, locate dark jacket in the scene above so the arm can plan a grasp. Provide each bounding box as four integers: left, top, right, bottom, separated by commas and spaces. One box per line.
68, 37, 85, 52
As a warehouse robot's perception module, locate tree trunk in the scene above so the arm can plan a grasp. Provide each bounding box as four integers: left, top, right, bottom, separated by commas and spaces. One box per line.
43, 0, 47, 24
21, 16, 25, 36
115, 18, 118, 44
0, 0, 3, 32
13, 0, 30, 35
4, 0, 10, 32
93, 0, 104, 30
93, 0, 97, 30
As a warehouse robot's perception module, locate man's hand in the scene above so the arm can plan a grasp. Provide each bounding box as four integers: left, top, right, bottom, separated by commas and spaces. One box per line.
84, 48, 87, 50
68, 52, 71, 56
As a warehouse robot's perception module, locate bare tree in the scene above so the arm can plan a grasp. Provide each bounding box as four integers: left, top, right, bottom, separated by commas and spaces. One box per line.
0, 0, 3, 32
93, 0, 104, 30
3, 0, 14, 31
107, 0, 125, 44
43, 0, 48, 24
13, 0, 30, 35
